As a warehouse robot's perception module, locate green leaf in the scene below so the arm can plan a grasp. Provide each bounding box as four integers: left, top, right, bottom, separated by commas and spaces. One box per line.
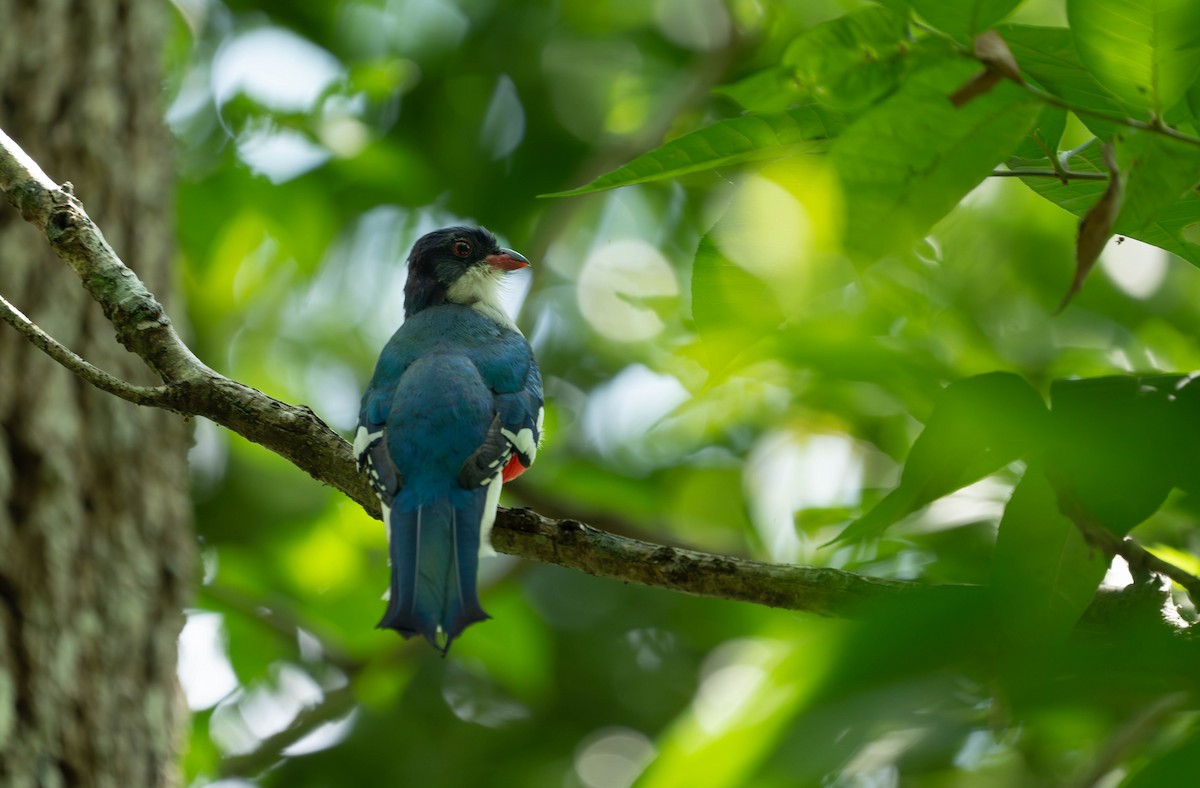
1008, 105, 1067, 161
998, 24, 1128, 140
1019, 133, 1200, 267
1114, 131, 1200, 232
715, 66, 805, 112
542, 104, 845, 197
908, 0, 1024, 37
638, 622, 843, 788
832, 372, 1049, 543
1048, 375, 1182, 533
1067, 0, 1200, 115
1188, 80, 1200, 130
783, 5, 910, 111
830, 54, 1041, 260
1125, 730, 1200, 788
690, 232, 786, 371
991, 463, 1108, 643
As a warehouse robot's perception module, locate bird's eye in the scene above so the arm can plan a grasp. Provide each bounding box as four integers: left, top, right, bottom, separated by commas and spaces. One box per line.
453, 240, 472, 258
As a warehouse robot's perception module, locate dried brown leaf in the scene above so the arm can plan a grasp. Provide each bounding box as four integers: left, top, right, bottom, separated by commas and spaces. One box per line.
974, 29, 1022, 84
1056, 143, 1122, 314
949, 69, 1004, 107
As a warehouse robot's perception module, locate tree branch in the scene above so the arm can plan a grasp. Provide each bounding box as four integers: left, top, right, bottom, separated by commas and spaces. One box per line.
945, 28, 1200, 152
1068, 508, 1200, 604
0, 124, 1192, 637
1, 127, 376, 512
0, 289, 171, 406
1023, 83, 1200, 149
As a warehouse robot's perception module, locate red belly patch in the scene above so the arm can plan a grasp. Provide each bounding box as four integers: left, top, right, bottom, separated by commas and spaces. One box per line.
501, 455, 527, 482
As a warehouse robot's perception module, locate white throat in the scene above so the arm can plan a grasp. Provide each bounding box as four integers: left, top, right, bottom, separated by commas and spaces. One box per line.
446, 265, 519, 332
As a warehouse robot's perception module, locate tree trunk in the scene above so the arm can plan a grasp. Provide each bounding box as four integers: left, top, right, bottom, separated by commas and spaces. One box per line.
0, 2, 191, 786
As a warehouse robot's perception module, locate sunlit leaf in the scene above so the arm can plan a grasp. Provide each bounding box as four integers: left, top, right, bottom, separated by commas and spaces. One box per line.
832, 372, 1048, 543
907, 0, 1024, 37
1008, 104, 1067, 161
991, 463, 1108, 643
690, 232, 786, 372
639, 623, 843, 788
1113, 130, 1200, 233
542, 104, 845, 197
998, 24, 1128, 140
1067, 0, 1200, 114
715, 66, 805, 112
1019, 133, 1200, 268
831, 53, 1041, 260
783, 5, 910, 111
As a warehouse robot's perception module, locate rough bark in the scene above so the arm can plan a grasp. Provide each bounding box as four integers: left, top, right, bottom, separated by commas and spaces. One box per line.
0, 3, 191, 787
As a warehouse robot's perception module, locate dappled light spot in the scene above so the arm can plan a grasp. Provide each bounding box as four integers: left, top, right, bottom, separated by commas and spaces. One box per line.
236, 124, 331, 183
581, 364, 689, 464
542, 40, 646, 143
319, 95, 371, 159
653, 0, 730, 51
841, 728, 925, 781
283, 709, 358, 757
713, 174, 809, 277
480, 75, 526, 160
284, 521, 364, 593
708, 156, 844, 314
1100, 237, 1167, 300
208, 668, 309, 755
604, 73, 653, 136
574, 727, 656, 788
178, 612, 239, 711
692, 638, 794, 736
213, 28, 343, 113
442, 660, 532, 728
695, 661, 769, 735
745, 431, 864, 562
578, 239, 679, 342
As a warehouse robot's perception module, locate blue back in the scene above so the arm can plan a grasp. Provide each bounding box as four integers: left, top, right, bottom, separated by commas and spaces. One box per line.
356, 303, 543, 649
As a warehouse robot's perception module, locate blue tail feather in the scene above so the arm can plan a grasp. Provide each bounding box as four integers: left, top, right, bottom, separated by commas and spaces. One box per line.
378, 491, 489, 652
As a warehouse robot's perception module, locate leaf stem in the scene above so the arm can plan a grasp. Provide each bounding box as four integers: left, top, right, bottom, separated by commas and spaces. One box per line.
1018, 82, 1200, 149
990, 168, 1107, 181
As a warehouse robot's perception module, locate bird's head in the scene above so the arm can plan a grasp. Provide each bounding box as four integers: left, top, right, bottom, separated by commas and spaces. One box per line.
403, 226, 530, 317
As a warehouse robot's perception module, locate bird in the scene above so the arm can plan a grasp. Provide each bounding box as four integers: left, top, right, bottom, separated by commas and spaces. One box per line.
355, 226, 543, 653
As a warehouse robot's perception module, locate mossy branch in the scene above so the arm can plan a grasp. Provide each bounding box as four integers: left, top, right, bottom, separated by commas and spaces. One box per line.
0, 126, 1187, 634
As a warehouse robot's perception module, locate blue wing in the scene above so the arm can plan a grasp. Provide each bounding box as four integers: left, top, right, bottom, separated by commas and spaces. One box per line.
354, 305, 544, 650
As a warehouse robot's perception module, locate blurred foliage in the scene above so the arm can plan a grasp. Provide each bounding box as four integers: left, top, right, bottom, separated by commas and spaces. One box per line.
165, 0, 1200, 786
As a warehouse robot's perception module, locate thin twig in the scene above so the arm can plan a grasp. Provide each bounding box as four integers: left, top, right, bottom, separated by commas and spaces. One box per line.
202, 583, 359, 674
1074, 692, 1189, 788
1061, 137, 1098, 167
217, 684, 358, 778
990, 168, 1107, 181
1059, 493, 1200, 604
935, 25, 1200, 151
0, 290, 171, 405
1022, 83, 1200, 149
0, 124, 1189, 633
